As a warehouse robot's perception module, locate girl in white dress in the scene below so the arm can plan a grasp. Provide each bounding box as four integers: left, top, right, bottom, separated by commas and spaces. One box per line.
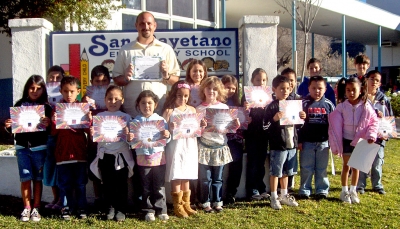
162, 80, 199, 218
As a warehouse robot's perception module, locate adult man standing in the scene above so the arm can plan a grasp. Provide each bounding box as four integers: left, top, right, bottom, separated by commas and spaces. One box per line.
113, 11, 180, 117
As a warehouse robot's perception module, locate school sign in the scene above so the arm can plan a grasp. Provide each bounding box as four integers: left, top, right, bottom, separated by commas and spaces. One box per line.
50, 29, 238, 94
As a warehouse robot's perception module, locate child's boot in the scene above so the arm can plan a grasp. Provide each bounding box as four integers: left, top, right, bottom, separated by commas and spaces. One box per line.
171, 191, 189, 218
182, 190, 197, 215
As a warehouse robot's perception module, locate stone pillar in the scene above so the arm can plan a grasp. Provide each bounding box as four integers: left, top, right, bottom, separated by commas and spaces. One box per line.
239, 16, 279, 86
9, 18, 53, 104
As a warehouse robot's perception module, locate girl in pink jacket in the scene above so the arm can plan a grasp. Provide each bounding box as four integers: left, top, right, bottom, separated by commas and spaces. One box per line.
328, 77, 378, 204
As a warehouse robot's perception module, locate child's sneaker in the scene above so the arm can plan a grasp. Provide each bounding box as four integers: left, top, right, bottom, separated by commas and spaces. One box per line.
350, 191, 360, 204
61, 207, 71, 220
340, 191, 351, 204
106, 207, 115, 220
30, 208, 41, 222
260, 192, 270, 200
115, 211, 126, 222
145, 212, 155, 222
20, 208, 30, 222
270, 197, 282, 210
280, 194, 299, 207
158, 214, 169, 221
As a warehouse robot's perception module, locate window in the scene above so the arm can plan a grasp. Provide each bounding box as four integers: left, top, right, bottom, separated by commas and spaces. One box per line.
122, 0, 141, 9
146, 0, 168, 14
122, 14, 137, 30
156, 19, 169, 29
173, 0, 193, 18
173, 21, 193, 29
197, 25, 213, 29
197, 0, 215, 21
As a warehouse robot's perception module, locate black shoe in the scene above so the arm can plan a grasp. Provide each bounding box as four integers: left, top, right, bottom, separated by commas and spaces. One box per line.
77, 209, 87, 219
297, 194, 309, 200
224, 194, 236, 205
106, 207, 115, 220
315, 193, 327, 200
373, 189, 386, 195
115, 211, 126, 222
61, 207, 71, 220
357, 188, 365, 194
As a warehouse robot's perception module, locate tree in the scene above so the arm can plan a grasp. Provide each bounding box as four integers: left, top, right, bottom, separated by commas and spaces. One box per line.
0, 0, 124, 36
274, 0, 323, 80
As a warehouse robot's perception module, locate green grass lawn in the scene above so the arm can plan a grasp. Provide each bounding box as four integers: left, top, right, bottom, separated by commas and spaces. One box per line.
1, 140, 400, 228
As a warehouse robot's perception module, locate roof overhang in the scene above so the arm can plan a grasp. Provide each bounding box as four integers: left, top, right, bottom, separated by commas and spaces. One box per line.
226, 0, 400, 45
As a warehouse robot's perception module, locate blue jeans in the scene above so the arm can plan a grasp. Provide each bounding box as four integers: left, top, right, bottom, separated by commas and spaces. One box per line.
226, 139, 244, 196
358, 146, 384, 190
270, 149, 297, 177
298, 141, 330, 196
198, 164, 224, 206
57, 162, 88, 210
16, 148, 46, 182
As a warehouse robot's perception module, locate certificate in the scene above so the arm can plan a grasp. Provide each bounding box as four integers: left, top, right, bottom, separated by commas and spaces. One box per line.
170, 113, 203, 140
229, 106, 249, 129
279, 100, 304, 125
132, 56, 162, 80
205, 108, 238, 134
86, 85, 107, 110
92, 115, 128, 142
244, 86, 273, 108
378, 116, 397, 139
46, 82, 62, 107
189, 85, 202, 107
56, 103, 90, 129
10, 105, 45, 133
347, 139, 381, 173
129, 120, 166, 148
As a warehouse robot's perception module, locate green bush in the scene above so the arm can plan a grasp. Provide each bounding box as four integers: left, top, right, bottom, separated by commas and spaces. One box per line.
385, 90, 400, 117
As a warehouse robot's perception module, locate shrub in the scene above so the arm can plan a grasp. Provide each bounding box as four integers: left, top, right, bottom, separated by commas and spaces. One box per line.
385, 90, 400, 117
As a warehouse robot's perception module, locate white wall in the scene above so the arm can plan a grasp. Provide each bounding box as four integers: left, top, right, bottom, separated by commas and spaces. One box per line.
367, 44, 400, 67
0, 33, 12, 80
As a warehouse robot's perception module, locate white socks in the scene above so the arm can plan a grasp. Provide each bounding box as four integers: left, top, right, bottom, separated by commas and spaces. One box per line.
350, 185, 357, 192
271, 191, 278, 199
342, 186, 349, 192
281, 189, 288, 196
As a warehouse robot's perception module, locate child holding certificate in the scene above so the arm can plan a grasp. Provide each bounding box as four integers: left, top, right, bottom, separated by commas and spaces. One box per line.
357, 70, 393, 195
44, 66, 64, 211
82, 65, 111, 213
243, 68, 270, 201
52, 76, 91, 220
162, 80, 198, 218
328, 77, 379, 204
129, 90, 171, 222
263, 75, 306, 210
185, 59, 208, 107
196, 76, 239, 213
4, 75, 52, 222
89, 85, 135, 222
221, 75, 245, 204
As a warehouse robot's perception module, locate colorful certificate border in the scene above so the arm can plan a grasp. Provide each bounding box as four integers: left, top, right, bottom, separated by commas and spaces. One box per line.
56, 103, 90, 129
170, 113, 203, 140
10, 105, 45, 133
244, 86, 273, 108
205, 108, 238, 134
378, 116, 397, 139
279, 100, 304, 125
92, 115, 127, 142
129, 120, 166, 148
229, 106, 249, 130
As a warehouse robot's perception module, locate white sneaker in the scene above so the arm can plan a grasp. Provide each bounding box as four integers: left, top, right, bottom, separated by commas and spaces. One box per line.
350, 191, 360, 204
158, 214, 169, 221
280, 194, 299, 207
340, 191, 352, 203
145, 212, 156, 222
270, 197, 282, 210
20, 208, 30, 222
30, 208, 41, 222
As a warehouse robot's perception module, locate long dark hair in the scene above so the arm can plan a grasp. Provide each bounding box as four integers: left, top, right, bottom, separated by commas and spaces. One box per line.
185, 59, 208, 85
344, 77, 368, 104
135, 90, 159, 112
21, 75, 48, 104
162, 80, 191, 112
221, 75, 240, 106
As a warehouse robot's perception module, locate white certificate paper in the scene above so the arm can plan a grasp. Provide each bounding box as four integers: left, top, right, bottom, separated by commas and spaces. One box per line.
347, 139, 381, 173
244, 86, 273, 108
10, 105, 45, 133
56, 103, 90, 129
132, 56, 162, 80
170, 113, 203, 140
279, 100, 304, 125
86, 85, 107, 110
46, 82, 62, 107
92, 115, 127, 142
